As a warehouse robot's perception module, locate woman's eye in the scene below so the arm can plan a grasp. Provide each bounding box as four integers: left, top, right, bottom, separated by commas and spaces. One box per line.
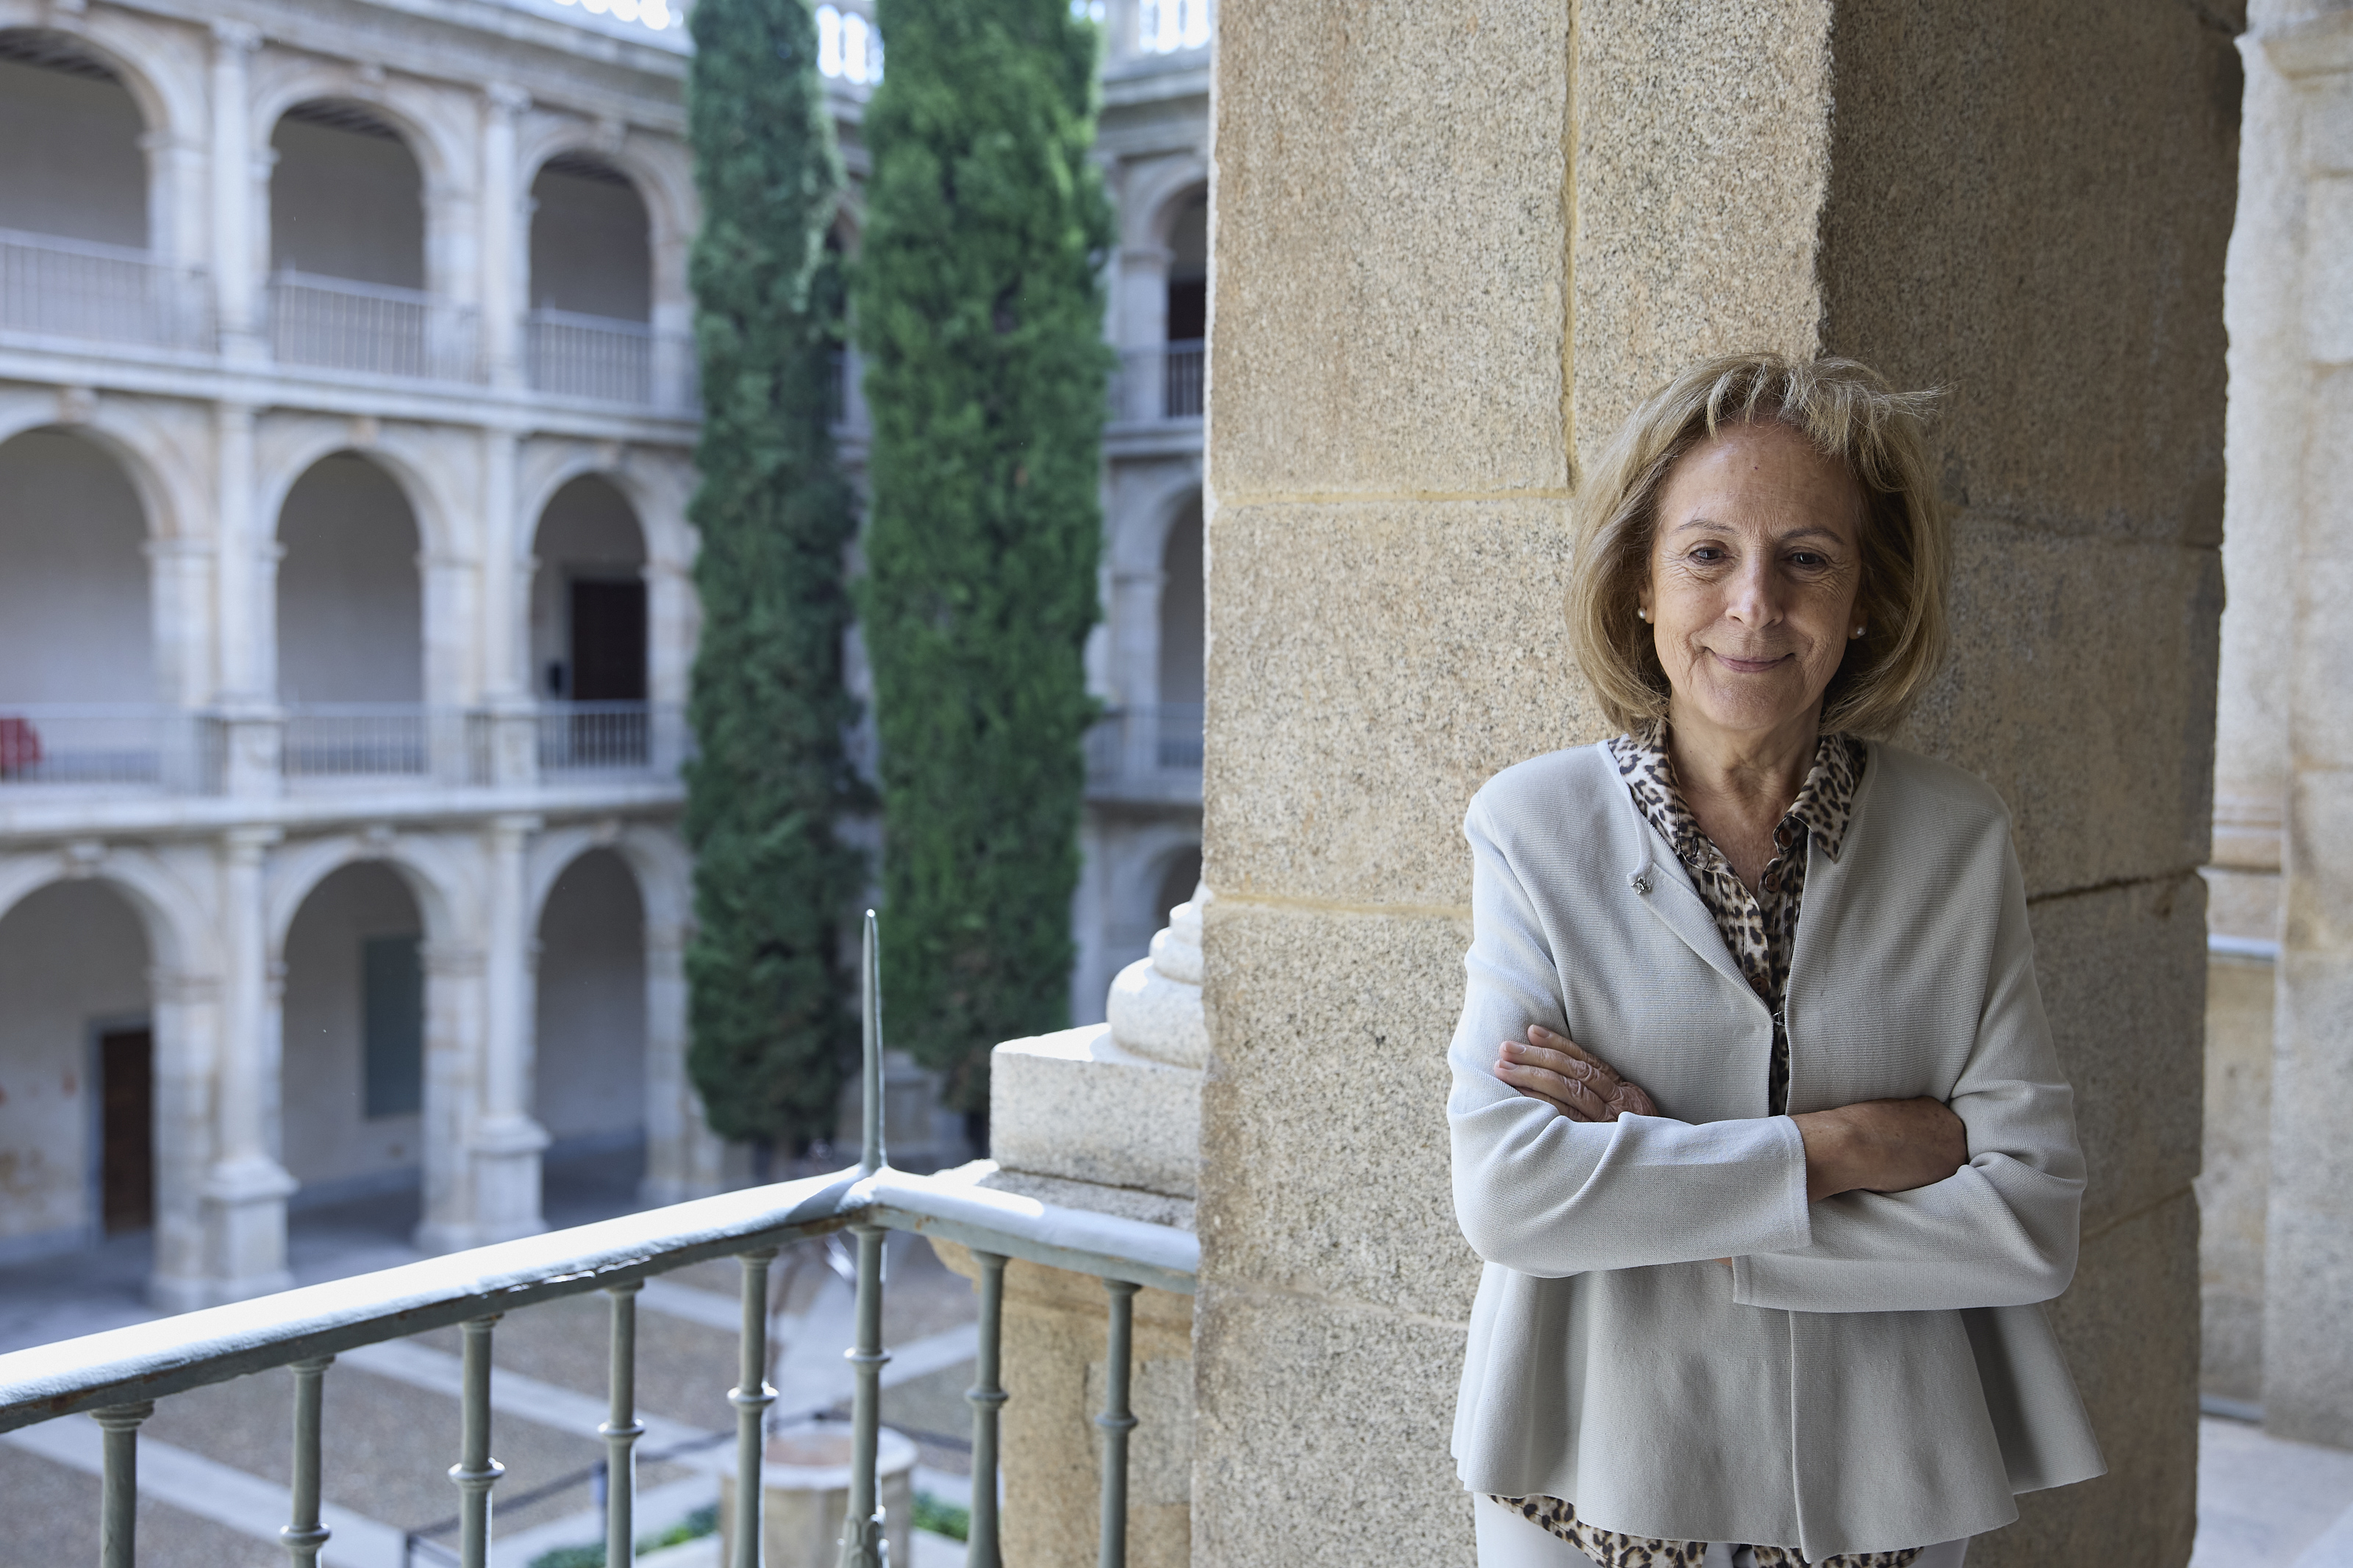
1688, 546, 1726, 564
1789, 551, 1825, 568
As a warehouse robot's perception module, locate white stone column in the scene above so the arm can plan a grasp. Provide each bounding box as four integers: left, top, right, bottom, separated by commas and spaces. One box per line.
213, 401, 282, 795
638, 917, 709, 1204
477, 428, 538, 783
207, 22, 263, 360
145, 536, 216, 709
2266, 14, 2353, 1452
415, 937, 487, 1253
479, 87, 529, 391
147, 967, 222, 1312
199, 826, 295, 1303
471, 815, 549, 1242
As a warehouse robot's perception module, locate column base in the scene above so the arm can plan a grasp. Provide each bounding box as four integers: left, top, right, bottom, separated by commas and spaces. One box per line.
191, 1153, 299, 1306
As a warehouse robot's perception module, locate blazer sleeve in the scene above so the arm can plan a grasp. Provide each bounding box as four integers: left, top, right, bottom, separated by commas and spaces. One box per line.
1448, 795, 1815, 1278
1732, 834, 2087, 1314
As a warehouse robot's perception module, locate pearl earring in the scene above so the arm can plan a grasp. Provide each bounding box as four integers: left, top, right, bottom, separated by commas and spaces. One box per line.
1850, 625, 1866, 640
1637, 608, 1651, 623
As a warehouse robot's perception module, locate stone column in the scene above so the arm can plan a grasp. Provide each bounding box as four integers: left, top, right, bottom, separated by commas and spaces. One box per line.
931, 889, 1207, 1568
1201, 4, 2232, 1564
212, 400, 281, 795
199, 826, 295, 1303
479, 87, 529, 391
146, 967, 222, 1312
2199, 0, 2305, 1415
2265, 10, 2353, 1453
640, 916, 733, 1203
471, 815, 549, 1242
207, 22, 263, 362
416, 937, 488, 1253
476, 429, 538, 784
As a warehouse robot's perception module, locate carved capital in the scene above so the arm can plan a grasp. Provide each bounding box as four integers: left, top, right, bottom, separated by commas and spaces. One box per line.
211, 19, 262, 56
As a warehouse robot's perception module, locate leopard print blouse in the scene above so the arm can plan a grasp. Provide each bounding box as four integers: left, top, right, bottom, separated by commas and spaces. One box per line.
1490, 728, 1918, 1568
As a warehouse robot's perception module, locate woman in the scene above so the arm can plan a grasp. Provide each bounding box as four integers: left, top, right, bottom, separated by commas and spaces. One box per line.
1448, 354, 2104, 1568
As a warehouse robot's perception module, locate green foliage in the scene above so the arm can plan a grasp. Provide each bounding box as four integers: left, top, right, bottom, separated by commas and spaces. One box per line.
913, 1491, 971, 1542
854, 0, 1115, 1110
682, 0, 868, 1149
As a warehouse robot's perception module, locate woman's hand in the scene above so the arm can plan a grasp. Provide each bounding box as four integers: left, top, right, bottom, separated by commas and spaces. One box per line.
1793, 1098, 1968, 1201
1494, 1024, 1659, 1123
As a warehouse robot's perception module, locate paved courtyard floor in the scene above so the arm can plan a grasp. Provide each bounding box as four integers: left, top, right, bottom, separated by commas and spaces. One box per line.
3, 1162, 2348, 1568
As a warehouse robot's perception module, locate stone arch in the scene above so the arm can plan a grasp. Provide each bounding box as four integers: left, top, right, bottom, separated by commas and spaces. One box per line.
0, 423, 162, 704
265, 833, 471, 959
1110, 467, 1206, 574
250, 69, 467, 206
0, 26, 161, 249
271, 449, 427, 706
1139, 169, 1210, 254
0, 400, 192, 545
525, 820, 689, 940
258, 429, 457, 562
0, 847, 212, 976
516, 129, 696, 314
517, 452, 675, 568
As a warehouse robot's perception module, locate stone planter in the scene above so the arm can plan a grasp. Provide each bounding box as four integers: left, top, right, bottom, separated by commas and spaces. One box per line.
718, 1422, 918, 1568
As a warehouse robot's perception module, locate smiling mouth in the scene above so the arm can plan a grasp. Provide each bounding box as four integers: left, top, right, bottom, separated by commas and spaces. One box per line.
1710, 651, 1796, 675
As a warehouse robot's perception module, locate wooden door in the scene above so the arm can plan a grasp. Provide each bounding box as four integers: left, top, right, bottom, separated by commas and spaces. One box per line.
99, 1028, 153, 1234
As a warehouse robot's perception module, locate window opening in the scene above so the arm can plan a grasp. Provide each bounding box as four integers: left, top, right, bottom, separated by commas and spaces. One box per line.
363, 934, 424, 1120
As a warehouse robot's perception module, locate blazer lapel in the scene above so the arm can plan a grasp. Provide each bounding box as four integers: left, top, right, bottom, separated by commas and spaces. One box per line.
1623, 806, 1753, 995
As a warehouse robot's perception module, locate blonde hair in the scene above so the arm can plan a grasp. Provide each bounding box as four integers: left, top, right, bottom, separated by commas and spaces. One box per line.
1566, 352, 1950, 737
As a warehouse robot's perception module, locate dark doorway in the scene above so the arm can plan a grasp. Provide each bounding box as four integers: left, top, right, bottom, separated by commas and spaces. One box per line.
568, 578, 646, 701
99, 1027, 152, 1234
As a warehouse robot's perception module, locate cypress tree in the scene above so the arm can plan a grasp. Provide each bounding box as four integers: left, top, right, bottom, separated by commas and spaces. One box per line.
681, 0, 866, 1152
855, 0, 1114, 1111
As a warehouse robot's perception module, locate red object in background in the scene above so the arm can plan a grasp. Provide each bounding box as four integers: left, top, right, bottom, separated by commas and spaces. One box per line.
0, 715, 42, 776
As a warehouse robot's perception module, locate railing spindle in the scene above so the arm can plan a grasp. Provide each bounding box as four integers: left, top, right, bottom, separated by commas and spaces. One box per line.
282, 1358, 334, 1568
601, 1284, 646, 1568
451, 1317, 504, 1568
840, 1223, 889, 1568
729, 1250, 778, 1568
1096, 1280, 1140, 1568
94, 1400, 154, 1568
966, 1251, 1010, 1568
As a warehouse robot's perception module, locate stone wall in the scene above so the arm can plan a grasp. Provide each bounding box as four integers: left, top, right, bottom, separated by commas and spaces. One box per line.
1198, 2, 2237, 1564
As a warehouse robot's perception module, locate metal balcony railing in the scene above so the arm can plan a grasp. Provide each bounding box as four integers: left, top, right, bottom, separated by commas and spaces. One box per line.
0, 706, 221, 792
1110, 340, 1204, 423
524, 309, 696, 409
282, 705, 479, 783
269, 273, 483, 384
534, 701, 691, 776
0, 229, 211, 351
0, 914, 1195, 1568
1086, 701, 1204, 792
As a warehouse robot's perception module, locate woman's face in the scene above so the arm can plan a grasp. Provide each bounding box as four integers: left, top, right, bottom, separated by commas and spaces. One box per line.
1640, 420, 1866, 746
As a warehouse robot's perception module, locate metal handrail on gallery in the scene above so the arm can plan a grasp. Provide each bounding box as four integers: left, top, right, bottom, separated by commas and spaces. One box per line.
268, 271, 484, 384
0, 704, 221, 792
0, 228, 213, 351
0, 911, 1195, 1568
524, 308, 697, 409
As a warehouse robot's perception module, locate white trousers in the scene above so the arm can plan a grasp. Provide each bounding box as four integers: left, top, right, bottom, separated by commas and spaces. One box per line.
1472, 1493, 1969, 1568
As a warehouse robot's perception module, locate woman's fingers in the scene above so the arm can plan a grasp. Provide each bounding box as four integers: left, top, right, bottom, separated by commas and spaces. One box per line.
1494, 1053, 1609, 1120
1503, 1035, 1623, 1093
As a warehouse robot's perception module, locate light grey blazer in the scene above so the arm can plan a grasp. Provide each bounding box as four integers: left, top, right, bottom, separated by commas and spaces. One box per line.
1449, 741, 2104, 1561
